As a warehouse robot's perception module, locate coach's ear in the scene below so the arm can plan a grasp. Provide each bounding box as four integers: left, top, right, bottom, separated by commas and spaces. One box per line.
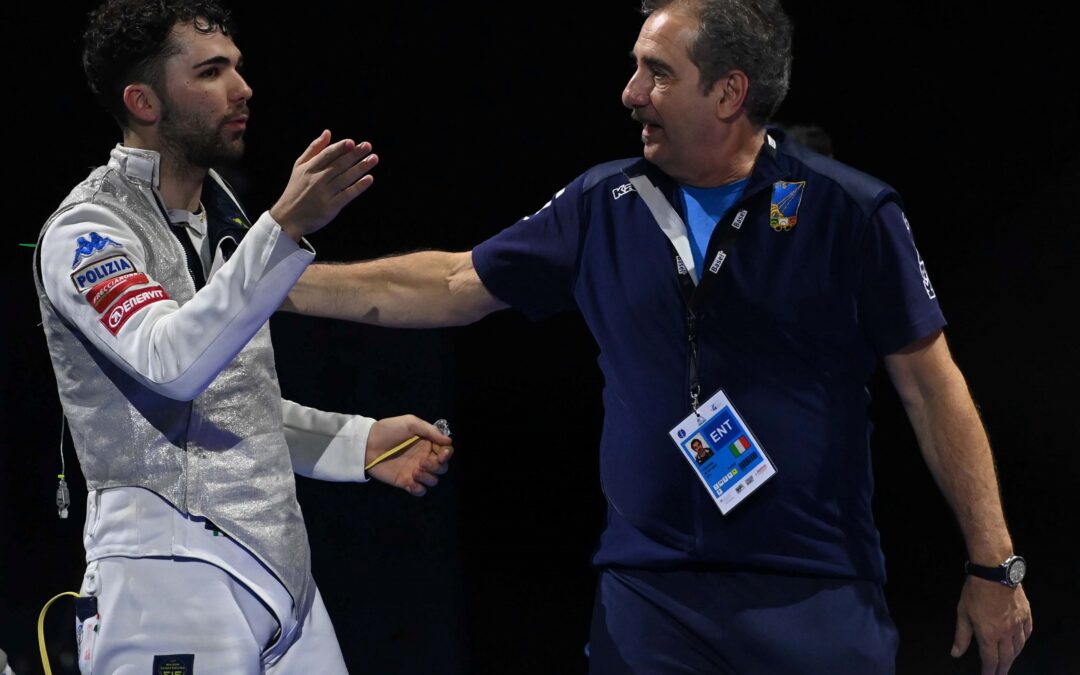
715, 69, 749, 120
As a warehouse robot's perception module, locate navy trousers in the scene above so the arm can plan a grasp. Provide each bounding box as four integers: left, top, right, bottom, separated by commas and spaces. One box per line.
588, 568, 898, 674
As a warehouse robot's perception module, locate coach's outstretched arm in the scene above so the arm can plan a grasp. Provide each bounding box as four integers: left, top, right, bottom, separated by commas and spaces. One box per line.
283, 251, 507, 328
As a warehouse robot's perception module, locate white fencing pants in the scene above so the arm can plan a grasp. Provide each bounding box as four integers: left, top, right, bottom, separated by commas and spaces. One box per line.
76, 557, 347, 674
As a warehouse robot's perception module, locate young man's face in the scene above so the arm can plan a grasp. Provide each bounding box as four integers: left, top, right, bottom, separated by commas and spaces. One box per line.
157, 20, 252, 168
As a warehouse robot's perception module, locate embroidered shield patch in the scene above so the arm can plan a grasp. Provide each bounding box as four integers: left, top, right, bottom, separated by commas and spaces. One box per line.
769, 181, 806, 232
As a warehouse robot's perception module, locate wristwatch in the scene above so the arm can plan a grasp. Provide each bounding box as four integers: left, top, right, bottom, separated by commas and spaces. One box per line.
965, 555, 1027, 588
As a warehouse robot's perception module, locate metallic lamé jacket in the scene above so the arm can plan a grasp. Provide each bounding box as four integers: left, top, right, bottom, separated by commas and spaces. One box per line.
34, 146, 313, 615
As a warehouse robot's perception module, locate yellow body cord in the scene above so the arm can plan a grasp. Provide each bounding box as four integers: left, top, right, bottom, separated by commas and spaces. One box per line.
364, 435, 422, 471
38, 591, 80, 675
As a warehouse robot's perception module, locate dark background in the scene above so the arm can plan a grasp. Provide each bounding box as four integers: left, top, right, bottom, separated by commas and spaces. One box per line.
2, 1, 1076, 673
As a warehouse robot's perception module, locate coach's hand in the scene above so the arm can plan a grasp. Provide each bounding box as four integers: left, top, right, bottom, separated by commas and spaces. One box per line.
952, 576, 1032, 675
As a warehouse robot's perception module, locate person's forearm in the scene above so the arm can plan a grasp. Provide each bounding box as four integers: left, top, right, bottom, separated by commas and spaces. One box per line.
282, 250, 504, 328
911, 380, 1012, 562
888, 338, 1014, 564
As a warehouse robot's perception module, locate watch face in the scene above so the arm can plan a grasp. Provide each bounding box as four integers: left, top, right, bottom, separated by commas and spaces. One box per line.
1007, 558, 1027, 585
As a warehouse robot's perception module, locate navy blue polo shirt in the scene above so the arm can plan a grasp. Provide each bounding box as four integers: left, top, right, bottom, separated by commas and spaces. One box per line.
472, 132, 946, 582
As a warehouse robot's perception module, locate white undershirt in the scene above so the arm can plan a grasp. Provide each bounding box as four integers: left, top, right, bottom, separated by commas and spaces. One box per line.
168, 203, 214, 278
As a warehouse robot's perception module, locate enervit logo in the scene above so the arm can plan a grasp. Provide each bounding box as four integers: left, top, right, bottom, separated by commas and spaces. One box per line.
100, 285, 169, 336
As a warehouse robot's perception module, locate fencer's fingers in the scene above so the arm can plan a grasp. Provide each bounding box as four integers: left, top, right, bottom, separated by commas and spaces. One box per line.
414, 471, 439, 488
435, 445, 453, 468
295, 130, 331, 166
419, 448, 440, 472
396, 415, 452, 446
420, 446, 452, 474
305, 138, 357, 171
406, 416, 453, 446
325, 141, 373, 173
406, 481, 427, 497
330, 175, 375, 208
321, 142, 373, 182
328, 152, 379, 194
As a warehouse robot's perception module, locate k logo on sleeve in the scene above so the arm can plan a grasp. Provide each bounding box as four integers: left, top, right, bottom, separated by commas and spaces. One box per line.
71, 232, 124, 267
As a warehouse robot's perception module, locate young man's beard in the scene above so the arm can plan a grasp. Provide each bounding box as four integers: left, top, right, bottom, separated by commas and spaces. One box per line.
158, 97, 245, 172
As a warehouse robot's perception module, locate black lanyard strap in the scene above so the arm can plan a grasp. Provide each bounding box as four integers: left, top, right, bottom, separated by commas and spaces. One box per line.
680, 206, 749, 414
626, 168, 755, 414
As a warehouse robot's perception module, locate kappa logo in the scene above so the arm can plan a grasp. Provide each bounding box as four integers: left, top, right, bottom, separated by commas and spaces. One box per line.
612, 183, 636, 200
101, 285, 169, 336
71, 232, 123, 267
70, 254, 137, 293
918, 253, 937, 300
902, 213, 937, 300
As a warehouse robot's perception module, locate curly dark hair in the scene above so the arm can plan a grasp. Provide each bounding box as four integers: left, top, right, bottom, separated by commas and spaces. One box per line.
641, 0, 792, 127
82, 0, 236, 126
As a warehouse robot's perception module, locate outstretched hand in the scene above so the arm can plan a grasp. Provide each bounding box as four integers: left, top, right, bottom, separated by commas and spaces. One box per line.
271, 130, 379, 241
952, 577, 1032, 675
365, 415, 453, 496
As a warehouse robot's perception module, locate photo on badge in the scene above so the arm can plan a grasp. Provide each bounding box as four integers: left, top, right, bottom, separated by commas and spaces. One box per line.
685, 434, 715, 466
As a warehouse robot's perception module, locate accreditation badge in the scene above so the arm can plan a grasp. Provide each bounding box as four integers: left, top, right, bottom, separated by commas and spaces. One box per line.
669, 389, 777, 514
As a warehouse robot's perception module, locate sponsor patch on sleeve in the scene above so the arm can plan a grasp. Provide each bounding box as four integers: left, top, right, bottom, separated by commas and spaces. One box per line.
100, 285, 170, 336
71, 232, 123, 268
87, 272, 150, 313
70, 254, 138, 293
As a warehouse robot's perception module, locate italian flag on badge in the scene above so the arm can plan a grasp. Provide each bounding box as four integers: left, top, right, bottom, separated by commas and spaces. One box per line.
729, 436, 751, 457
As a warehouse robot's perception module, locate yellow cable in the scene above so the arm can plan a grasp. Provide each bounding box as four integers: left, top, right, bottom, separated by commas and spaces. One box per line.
38, 591, 80, 675
364, 435, 421, 471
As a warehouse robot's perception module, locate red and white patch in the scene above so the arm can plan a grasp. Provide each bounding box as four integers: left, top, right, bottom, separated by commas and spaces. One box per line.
87, 272, 149, 313
100, 285, 170, 336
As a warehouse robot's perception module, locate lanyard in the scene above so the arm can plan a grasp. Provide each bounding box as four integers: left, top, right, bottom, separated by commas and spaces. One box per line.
626, 170, 754, 416
679, 208, 749, 415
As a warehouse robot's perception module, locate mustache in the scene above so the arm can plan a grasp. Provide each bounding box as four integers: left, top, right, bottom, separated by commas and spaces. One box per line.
223, 106, 250, 122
